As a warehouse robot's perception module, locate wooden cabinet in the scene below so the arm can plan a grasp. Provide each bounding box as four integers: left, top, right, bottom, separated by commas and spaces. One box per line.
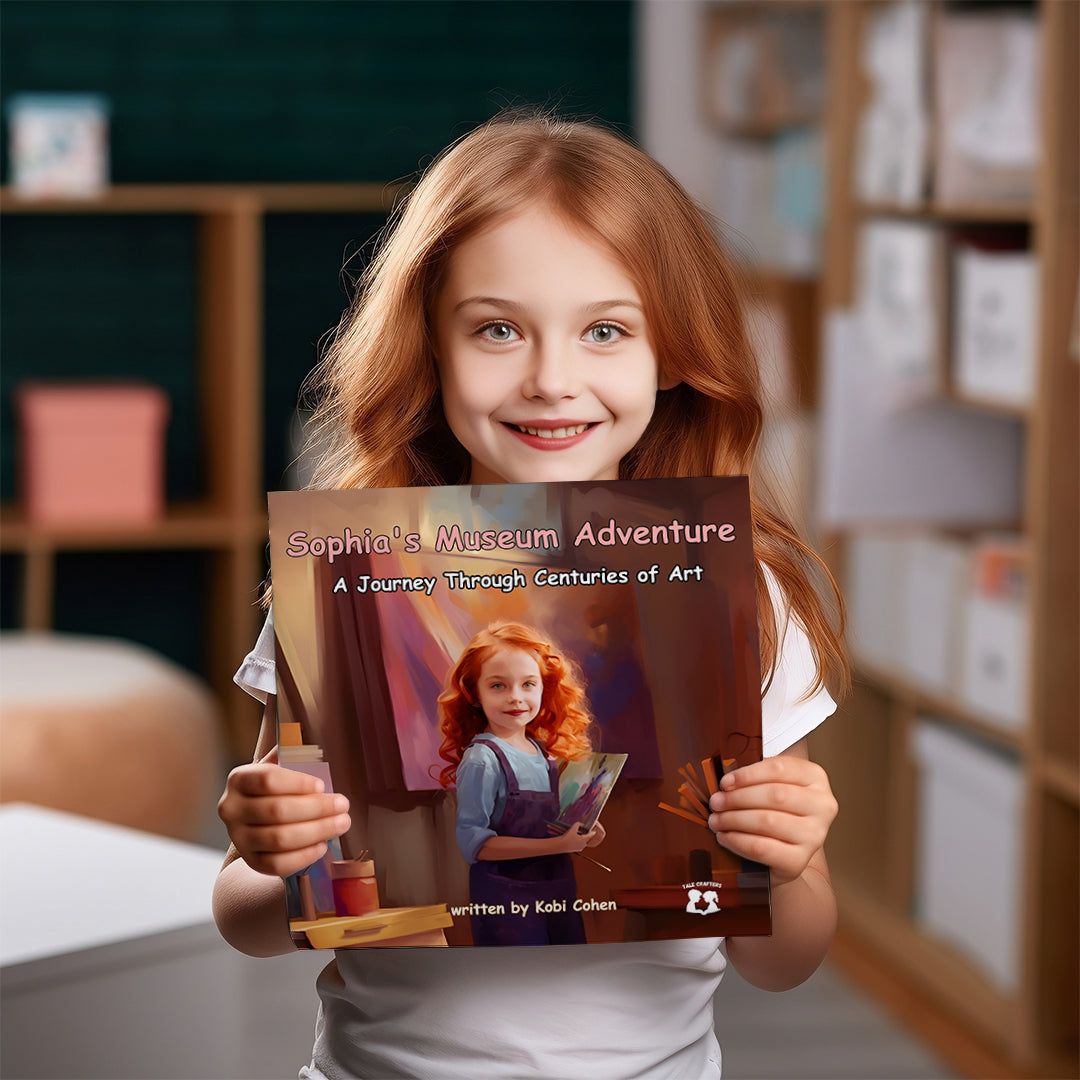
0, 184, 395, 753
814, 3, 1078, 1076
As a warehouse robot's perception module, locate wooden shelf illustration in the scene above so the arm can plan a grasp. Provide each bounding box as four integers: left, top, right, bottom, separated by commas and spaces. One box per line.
290, 904, 454, 949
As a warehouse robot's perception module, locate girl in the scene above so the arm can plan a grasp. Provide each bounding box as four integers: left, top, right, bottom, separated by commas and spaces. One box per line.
437, 621, 604, 947
215, 111, 847, 1079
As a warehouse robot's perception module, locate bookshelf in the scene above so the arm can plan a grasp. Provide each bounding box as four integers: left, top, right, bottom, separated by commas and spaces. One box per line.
814, 3, 1078, 1077
0, 184, 399, 755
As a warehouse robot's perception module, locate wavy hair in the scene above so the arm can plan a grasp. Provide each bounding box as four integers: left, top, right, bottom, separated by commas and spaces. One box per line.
301, 110, 848, 699
435, 621, 594, 789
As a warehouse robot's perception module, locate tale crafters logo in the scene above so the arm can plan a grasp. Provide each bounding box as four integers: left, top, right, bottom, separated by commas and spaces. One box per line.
683, 882, 723, 915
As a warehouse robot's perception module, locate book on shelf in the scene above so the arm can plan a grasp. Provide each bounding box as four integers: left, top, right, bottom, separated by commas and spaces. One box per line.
268, 477, 771, 949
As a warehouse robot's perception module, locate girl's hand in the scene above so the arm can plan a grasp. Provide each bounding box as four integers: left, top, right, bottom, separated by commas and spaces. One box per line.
584, 820, 606, 848
707, 748, 837, 886
556, 820, 604, 854
218, 747, 351, 878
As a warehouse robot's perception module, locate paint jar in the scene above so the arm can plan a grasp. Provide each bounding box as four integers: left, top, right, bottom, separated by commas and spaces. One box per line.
331, 859, 379, 916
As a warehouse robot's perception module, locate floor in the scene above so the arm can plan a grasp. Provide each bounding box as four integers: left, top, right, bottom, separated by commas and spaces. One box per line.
715, 960, 959, 1080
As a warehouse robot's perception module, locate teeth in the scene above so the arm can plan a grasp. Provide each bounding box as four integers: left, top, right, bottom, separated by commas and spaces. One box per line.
516, 424, 589, 438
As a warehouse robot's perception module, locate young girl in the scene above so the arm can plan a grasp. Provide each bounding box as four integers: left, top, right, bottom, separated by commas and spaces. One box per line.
437, 621, 604, 947
215, 111, 847, 1079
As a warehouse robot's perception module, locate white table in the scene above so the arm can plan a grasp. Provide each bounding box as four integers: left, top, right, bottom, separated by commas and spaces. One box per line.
1, 804, 326, 1080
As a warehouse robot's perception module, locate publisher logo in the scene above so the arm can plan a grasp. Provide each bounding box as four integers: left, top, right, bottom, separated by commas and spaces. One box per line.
683, 882, 723, 915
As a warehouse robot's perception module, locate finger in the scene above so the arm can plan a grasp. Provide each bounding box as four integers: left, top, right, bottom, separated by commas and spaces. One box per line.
719, 756, 823, 792
710, 782, 827, 817
248, 841, 334, 879
711, 828, 804, 872
227, 763, 331, 798
708, 808, 821, 847
235, 812, 351, 857
228, 791, 350, 829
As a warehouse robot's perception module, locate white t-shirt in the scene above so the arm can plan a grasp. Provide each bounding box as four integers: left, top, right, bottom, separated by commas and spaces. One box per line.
234, 581, 835, 1080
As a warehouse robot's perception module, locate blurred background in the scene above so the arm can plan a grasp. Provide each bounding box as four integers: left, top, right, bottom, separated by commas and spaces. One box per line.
0, 2, 1076, 1078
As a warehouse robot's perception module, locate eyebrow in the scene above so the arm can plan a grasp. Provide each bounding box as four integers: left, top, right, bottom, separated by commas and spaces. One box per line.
453, 296, 644, 315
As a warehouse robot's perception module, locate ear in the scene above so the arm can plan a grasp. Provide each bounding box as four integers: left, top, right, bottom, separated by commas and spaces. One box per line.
658, 371, 681, 391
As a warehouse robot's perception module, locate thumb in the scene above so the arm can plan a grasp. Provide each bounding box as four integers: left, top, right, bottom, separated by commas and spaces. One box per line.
258, 745, 280, 766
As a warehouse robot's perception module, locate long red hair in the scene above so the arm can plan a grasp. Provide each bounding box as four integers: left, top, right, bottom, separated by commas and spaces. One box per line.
436, 621, 594, 789
301, 110, 848, 699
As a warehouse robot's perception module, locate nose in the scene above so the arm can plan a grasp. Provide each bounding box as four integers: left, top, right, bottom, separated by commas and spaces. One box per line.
521, 338, 581, 402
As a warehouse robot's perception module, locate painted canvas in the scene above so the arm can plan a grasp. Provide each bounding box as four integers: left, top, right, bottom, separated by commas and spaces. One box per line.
268, 476, 770, 948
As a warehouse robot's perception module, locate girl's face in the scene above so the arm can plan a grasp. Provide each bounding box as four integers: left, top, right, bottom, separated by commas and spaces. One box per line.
433, 204, 673, 485
474, 647, 543, 742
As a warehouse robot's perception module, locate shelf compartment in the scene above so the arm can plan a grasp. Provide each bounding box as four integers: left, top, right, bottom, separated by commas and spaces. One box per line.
853, 658, 1027, 754
0, 503, 267, 552
811, 680, 896, 908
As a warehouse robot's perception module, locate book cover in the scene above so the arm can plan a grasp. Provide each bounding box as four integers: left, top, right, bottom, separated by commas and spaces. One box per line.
268, 476, 770, 948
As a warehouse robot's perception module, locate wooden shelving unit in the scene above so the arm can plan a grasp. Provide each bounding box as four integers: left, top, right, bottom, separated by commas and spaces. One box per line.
814, 3, 1078, 1077
0, 183, 399, 754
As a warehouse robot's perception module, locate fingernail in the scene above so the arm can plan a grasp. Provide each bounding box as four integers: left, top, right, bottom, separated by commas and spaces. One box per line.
720, 774, 734, 790
314, 779, 325, 793
332, 794, 349, 812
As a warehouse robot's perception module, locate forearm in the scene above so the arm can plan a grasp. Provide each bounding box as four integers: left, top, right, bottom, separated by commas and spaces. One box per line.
725, 855, 836, 991
212, 848, 296, 957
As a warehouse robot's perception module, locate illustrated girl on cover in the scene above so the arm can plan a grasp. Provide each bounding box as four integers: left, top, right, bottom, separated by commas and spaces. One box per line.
436, 621, 605, 946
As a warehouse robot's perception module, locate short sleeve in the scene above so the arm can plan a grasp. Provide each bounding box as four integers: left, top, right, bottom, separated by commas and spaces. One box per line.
233, 607, 276, 704
454, 744, 502, 863
760, 568, 836, 758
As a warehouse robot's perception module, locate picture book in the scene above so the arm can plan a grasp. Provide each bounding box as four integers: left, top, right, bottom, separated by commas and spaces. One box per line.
268, 476, 771, 949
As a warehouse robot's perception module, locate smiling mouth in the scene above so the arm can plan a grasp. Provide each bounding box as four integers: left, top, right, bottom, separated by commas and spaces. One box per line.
510, 423, 592, 439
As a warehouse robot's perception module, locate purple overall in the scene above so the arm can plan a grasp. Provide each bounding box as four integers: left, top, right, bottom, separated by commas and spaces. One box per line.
468, 736, 587, 946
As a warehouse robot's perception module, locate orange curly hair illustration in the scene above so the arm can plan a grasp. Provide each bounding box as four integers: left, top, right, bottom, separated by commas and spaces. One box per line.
436, 621, 594, 789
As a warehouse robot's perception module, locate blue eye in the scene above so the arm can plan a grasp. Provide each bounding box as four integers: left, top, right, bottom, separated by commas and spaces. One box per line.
479, 321, 520, 343
585, 322, 626, 344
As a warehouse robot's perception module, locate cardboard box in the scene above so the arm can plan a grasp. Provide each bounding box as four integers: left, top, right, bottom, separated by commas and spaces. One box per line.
16, 383, 170, 526
911, 720, 1023, 991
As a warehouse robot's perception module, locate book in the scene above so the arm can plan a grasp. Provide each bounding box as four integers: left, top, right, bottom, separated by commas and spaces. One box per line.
268, 476, 771, 948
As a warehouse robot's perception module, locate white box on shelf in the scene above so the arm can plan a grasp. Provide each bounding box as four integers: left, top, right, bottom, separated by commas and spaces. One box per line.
854, 0, 930, 206
856, 221, 946, 398
961, 594, 1028, 730
847, 532, 906, 673
954, 245, 1038, 408
959, 537, 1028, 730
933, 12, 1040, 206
911, 720, 1024, 991
898, 534, 970, 695
6, 93, 110, 198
